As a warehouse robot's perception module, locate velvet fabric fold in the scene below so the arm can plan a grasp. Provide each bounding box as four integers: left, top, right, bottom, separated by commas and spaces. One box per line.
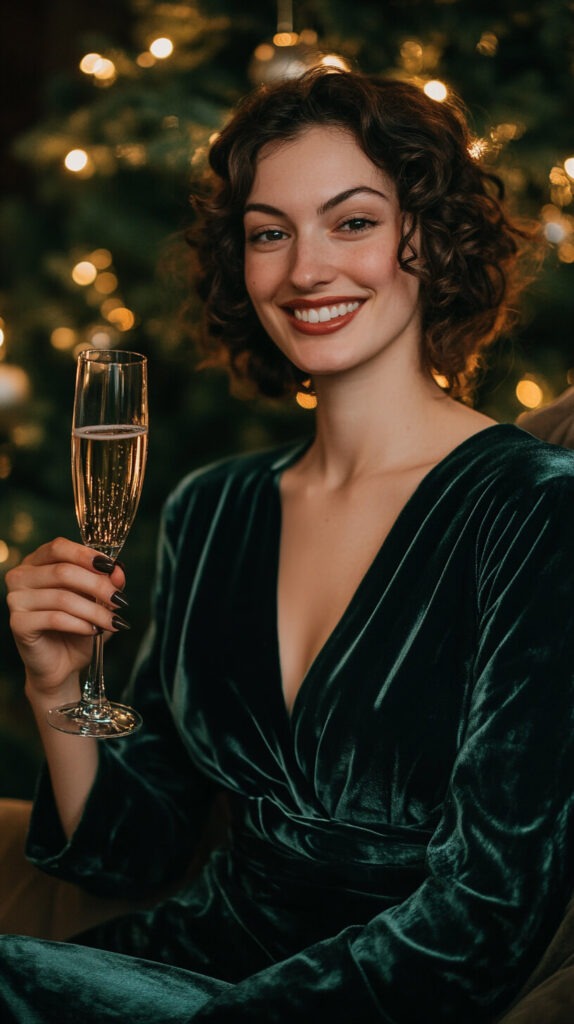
2, 425, 574, 1022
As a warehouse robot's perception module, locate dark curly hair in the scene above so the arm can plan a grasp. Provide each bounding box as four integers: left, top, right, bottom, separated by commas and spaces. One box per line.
188, 67, 539, 399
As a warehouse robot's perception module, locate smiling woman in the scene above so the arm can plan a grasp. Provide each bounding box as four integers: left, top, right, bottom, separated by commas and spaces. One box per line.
2, 67, 574, 1024
191, 68, 535, 402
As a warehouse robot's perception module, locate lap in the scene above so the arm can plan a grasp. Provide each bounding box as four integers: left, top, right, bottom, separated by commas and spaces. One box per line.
0, 934, 231, 1023
0, 798, 153, 940
4, 798, 574, 1021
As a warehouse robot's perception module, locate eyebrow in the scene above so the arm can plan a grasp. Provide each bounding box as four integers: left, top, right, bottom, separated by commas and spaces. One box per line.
244, 186, 389, 218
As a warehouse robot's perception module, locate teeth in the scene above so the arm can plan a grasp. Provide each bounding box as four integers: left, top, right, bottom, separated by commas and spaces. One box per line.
294, 301, 359, 324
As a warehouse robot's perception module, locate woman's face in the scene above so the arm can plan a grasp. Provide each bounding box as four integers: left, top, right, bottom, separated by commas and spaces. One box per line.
243, 126, 422, 383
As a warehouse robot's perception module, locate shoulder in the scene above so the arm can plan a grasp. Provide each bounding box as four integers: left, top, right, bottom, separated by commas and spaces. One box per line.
163, 440, 308, 527
452, 424, 574, 498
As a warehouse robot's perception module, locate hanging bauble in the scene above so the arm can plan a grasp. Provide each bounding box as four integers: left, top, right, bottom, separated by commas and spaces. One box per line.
249, 30, 321, 85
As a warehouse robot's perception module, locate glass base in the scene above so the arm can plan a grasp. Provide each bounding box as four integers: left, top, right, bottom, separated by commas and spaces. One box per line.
46, 700, 142, 739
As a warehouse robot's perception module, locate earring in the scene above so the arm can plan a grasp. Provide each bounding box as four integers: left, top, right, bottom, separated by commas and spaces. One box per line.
295, 377, 317, 409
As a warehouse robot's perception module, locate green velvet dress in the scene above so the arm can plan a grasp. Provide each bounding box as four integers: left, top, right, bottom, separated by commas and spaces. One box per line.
2, 424, 574, 1023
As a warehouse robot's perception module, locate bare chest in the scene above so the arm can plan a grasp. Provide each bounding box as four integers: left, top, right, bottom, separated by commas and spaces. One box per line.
276, 472, 422, 714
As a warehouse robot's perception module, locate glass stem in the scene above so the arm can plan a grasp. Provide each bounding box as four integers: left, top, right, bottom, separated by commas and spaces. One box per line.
81, 630, 108, 708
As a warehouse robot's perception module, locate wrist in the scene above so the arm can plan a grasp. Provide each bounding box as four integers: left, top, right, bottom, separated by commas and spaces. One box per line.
24, 673, 81, 712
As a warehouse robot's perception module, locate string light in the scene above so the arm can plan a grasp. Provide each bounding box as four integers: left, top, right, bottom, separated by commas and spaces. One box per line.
71, 261, 97, 286
424, 80, 448, 102
50, 327, 77, 350
106, 307, 135, 331
149, 37, 174, 59
0, 317, 5, 350
79, 53, 102, 74
137, 52, 156, 68
476, 32, 498, 56
400, 40, 424, 73
0, 364, 31, 407
87, 329, 114, 349
64, 149, 89, 173
563, 156, 574, 180
92, 57, 116, 82
93, 271, 118, 295
515, 377, 544, 409
88, 248, 113, 269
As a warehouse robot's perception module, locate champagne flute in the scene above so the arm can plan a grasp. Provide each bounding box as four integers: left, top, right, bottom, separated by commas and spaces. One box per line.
47, 349, 148, 738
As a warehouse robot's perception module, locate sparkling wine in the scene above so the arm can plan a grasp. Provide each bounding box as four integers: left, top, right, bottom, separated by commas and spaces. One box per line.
72, 424, 148, 557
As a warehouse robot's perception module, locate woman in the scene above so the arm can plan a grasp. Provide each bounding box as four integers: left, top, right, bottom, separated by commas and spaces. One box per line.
3, 68, 574, 1023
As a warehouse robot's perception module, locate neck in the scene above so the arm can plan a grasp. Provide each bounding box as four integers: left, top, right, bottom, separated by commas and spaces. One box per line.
296, 344, 494, 487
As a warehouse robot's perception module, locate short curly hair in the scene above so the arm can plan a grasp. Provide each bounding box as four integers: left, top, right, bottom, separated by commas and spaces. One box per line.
189, 67, 538, 399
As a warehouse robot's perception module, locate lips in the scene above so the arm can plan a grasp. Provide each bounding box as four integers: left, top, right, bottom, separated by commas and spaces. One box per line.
284, 299, 363, 335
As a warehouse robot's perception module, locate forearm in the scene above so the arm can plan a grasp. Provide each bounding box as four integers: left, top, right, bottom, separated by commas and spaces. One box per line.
26, 673, 99, 839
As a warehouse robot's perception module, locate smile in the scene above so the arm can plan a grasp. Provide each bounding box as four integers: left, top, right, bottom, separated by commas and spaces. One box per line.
293, 301, 360, 324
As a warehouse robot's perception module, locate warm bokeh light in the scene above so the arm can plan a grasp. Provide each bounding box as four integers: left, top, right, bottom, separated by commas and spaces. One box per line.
0, 540, 10, 563
64, 149, 89, 172
433, 374, 450, 390
424, 80, 448, 102
515, 378, 544, 409
476, 32, 498, 56
72, 261, 97, 286
106, 307, 135, 331
273, 32, 299, 47
0, 319, 5, 349
564, 156, 574, 180
295, 381, 317, 409
92, 57, 116, 81
137, 52, 156, 68
468, 137, 489, 161
79, 53, 102, 74
253, 43, 275, 62
320, 54, 351, 71
558, 241, 574, 263
88, 329, 113, 349
89, 248, 113, 269
11, 512, 34, 543
149, 37, 174, 59
50, 327, 77, 350
544, 221, 567, 243
0, 364, 31, 407
93, 271, 118, 295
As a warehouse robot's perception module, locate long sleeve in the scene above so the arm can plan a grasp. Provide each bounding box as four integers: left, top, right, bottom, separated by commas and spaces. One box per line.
26, 485, 216, 899
190, 471, 574, 1022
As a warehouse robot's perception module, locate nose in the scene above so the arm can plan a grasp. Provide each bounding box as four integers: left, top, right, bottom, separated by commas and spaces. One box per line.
288, 233, 336, 291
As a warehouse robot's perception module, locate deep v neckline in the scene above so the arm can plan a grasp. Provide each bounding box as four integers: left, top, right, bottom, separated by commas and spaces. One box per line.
270, 424, 506, 721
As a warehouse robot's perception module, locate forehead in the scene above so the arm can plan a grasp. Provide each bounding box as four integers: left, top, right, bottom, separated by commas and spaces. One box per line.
248, 126, 395, 201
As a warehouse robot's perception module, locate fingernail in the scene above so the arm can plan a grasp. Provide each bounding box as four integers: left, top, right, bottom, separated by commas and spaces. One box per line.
111, 615, 131, 631
93, 555, 115, 574
111, 591, 129, 609
114, 560, 126, 573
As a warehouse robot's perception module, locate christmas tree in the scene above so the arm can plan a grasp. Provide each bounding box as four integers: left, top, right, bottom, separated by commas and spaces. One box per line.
1, 0, 573, 794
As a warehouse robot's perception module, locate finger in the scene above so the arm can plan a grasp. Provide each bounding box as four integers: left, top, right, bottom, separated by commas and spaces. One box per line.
10, 600, 128, 642
22, 539, 126, 588
10, 608, 103, 639
6, 561, 125, 609
22, 537, 92, 569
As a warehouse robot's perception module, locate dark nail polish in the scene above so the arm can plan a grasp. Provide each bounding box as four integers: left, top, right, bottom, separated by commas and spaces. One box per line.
93, 555, 115, 574
115, 560, 126, 573
112, 614, 131, 631
111, 590, 129, 609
